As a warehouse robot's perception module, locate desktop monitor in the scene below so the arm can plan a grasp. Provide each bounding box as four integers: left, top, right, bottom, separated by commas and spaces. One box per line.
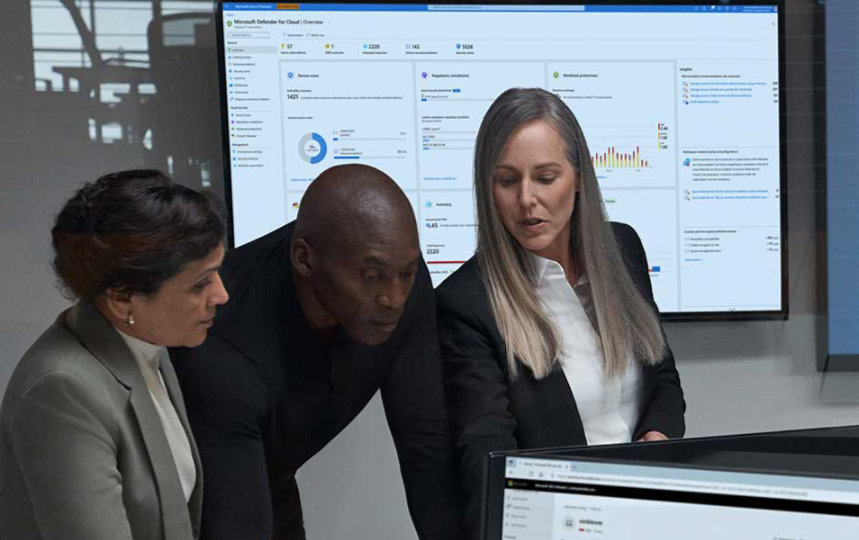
485, 450, 859, 539
216, 1, 786, 320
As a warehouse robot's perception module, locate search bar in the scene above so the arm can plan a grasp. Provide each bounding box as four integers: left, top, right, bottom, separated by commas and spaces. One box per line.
228, 31, 271, 39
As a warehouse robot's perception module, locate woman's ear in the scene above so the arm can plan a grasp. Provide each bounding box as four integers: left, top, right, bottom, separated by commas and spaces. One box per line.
98, 289, 133, 326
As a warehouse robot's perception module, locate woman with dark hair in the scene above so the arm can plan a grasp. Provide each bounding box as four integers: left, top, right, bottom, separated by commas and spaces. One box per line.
0, 170, 228, 540
437, 88, 686, 536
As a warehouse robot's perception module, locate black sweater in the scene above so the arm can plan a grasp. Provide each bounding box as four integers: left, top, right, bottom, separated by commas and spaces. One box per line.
171, 222, 464, 540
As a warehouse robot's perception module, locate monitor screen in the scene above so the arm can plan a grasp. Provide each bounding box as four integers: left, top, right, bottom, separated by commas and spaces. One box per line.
218, 1, 785, 319
825, 0, 859, 368
489, 454, 859, 539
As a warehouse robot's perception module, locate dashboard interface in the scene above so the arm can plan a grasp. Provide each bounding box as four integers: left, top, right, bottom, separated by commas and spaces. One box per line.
220, 2, 784, 316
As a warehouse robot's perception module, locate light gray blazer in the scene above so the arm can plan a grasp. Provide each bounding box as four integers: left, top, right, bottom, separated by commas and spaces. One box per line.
0, 301, 202, 540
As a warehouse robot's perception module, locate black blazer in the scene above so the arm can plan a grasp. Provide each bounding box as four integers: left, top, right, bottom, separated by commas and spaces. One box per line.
436, 222, 685, 537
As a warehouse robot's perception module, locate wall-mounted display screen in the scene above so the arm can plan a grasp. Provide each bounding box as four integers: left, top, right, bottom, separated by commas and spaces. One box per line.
825, 0, 859, 369
217, 1, 786, 319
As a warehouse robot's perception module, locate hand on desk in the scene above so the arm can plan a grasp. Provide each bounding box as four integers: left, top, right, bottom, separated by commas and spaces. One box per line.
637, 431, 669, 442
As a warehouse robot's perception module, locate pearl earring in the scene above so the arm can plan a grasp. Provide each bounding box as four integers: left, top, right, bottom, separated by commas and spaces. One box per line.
125, 313, 135, 327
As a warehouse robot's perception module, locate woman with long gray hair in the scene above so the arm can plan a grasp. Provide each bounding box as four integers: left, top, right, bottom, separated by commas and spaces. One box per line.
436, 88, 685, 536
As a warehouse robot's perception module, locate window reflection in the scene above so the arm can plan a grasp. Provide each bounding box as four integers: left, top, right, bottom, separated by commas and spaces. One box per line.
28, 0, 220, 191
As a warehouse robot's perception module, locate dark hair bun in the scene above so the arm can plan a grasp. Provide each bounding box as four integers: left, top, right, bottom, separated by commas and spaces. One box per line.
52, 169, 225, 299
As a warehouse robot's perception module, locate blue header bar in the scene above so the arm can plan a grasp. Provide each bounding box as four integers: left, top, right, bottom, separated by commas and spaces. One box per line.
222, 3, 777, 14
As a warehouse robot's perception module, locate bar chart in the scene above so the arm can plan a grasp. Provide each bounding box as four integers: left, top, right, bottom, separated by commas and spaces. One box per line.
591, 146, 650, 169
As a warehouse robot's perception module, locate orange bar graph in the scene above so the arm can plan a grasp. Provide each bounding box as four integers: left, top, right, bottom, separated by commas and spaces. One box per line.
591, 146, 649, 169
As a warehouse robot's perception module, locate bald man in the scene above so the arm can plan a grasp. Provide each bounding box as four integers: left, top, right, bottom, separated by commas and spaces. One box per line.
170, 165, 464, 540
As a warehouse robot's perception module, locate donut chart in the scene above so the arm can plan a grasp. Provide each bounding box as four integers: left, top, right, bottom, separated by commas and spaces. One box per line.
298, 132, 327, 164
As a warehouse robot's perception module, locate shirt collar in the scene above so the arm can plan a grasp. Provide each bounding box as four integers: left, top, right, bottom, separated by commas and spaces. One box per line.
115, 327, 164, 372
526, 251, 585, 287
526, 251, 549, 285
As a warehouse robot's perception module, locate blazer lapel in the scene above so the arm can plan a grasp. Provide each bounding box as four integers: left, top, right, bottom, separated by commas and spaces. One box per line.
128, 386, 195, 540
513, 368, 588, 447
160, 350, 203, 538
66, 301, 194, 540
66, 301, 140, 389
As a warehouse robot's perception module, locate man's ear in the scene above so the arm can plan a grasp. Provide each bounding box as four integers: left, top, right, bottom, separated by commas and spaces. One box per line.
291, 237, 314, 278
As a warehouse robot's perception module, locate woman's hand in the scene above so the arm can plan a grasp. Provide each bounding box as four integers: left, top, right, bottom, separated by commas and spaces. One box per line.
636, 431, 669, 442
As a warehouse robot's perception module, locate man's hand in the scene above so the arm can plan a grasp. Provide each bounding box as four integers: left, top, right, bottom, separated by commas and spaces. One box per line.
636, 431, 669, 442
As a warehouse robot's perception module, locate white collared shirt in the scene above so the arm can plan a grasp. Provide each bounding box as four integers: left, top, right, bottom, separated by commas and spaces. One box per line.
529, 254, 642, 445
116, 329, 196, 502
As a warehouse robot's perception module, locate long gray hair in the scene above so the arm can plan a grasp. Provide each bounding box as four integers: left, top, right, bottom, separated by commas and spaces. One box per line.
474, 88, 665, 380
